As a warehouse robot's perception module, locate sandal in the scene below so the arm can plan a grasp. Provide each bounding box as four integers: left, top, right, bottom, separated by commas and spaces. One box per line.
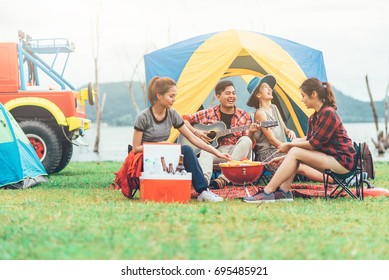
209, 177, 227, 189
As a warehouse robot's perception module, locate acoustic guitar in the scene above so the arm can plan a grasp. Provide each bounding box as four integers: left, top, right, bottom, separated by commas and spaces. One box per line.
177, 120, 278, 155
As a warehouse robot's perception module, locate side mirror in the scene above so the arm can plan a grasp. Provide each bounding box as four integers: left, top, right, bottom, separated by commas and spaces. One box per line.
80, 82, 95, 105
87, 82, 95, 105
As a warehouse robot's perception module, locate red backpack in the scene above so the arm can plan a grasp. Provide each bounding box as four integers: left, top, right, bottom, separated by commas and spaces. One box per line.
111, 150, 143, 198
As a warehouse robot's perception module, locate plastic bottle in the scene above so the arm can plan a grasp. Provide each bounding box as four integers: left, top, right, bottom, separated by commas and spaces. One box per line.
144, 159, 154, 174
153, 158, 163, 174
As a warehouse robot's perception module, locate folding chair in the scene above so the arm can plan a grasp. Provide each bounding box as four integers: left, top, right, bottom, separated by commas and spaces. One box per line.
323, 142, 366, 200
211, 163, 222, 180
254, 165, 272, 185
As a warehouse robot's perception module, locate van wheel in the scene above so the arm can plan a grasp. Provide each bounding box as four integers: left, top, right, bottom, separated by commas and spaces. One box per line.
53, 141, 73, 173
20, 120, 62, 174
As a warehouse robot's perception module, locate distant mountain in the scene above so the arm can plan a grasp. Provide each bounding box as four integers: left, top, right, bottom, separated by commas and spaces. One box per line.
336, 89, 385, 123
83, 81, 386, 126
84, 81, 146, 126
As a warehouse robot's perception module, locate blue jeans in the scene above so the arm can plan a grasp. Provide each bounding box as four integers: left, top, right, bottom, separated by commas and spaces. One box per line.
181, 145, 207, 194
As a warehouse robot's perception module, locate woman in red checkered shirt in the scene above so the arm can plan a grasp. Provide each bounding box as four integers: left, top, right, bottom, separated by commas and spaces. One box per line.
244, 78, 356, 203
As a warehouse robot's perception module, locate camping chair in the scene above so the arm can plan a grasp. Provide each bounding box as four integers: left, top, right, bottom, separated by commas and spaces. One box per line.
211, 163, 222, 180
323, 142, 366, 200
254, 165, 273, 185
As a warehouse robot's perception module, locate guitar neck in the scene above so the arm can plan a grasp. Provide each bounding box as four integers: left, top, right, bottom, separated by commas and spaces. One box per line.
217, 125, 250, 137
216, 121, 274, 137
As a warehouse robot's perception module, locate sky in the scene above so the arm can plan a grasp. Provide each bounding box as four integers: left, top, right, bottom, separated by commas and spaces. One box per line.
1, 0, 389, 101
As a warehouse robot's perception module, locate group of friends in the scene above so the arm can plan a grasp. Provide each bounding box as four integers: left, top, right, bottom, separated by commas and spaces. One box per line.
130, 74, 356, 203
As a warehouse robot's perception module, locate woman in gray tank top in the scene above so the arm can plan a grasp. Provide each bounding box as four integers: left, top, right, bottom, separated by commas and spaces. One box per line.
246, 75, 296, 172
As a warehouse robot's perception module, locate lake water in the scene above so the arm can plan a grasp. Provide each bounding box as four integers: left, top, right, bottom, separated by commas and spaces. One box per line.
72, 123, 389, 162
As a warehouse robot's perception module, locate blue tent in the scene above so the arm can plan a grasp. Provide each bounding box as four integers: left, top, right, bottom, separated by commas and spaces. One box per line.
144, 29, 327, 141
0, 103, 47, 189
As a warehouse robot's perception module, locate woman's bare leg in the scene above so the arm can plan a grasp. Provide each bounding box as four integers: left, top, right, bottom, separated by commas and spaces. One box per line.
297, 164, 331, 183
264, 147, 331, 193
279, 173, 295, 192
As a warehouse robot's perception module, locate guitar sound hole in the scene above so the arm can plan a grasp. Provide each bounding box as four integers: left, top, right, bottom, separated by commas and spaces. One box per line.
207, 131, 217, 139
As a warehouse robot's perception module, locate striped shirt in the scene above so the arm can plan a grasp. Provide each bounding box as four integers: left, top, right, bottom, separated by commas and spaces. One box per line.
184, 105, 252, 147
306, 106, 356, 171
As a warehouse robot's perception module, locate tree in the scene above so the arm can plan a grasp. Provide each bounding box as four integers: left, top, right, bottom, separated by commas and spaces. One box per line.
92, 0, 102, 153
366, 75, 389, 154
124, 54, 142, 114
124, 42, 157, 110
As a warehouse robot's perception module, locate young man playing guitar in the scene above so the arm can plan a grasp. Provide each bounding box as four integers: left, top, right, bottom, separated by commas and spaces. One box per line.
182, 80, 259, 189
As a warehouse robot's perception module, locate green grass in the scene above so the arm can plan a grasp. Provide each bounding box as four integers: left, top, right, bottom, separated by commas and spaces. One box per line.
1, 161, 389, 260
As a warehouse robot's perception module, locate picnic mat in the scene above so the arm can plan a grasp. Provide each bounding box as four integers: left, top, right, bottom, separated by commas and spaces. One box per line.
190, 184, 389, 199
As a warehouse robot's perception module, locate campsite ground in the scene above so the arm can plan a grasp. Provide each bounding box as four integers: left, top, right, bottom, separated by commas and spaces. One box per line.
1, 161, 389, 260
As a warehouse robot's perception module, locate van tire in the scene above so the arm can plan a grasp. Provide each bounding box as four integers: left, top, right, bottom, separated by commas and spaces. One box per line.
20, 120, 62, 174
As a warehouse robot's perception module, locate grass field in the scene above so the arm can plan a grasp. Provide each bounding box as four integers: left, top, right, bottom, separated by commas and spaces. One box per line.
1, 161, 389, 260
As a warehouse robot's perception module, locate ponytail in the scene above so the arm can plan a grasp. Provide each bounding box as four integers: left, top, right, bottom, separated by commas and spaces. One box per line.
148, 76, 160, 104
321, 81, 337, 110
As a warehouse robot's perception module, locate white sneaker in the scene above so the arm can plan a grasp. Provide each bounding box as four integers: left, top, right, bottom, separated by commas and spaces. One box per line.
197, 189, 223, 202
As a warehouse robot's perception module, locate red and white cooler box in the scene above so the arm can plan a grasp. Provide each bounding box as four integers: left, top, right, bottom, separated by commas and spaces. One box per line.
140, 143, 192, 203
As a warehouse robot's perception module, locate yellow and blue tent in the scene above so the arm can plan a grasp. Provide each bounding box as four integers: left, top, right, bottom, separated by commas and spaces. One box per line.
144, 29, 327, 141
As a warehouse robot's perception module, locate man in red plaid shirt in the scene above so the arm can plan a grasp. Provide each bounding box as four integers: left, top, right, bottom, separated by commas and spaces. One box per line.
183, 80, 257, 189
